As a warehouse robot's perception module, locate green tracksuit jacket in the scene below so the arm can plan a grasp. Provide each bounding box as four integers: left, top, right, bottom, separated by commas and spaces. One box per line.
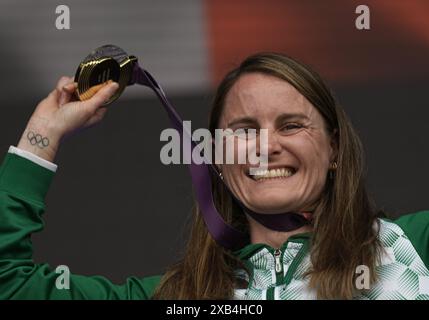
1, 151, 429, 300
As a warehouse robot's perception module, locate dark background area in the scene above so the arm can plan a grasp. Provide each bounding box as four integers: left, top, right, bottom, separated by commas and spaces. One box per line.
0, 0, 428, 283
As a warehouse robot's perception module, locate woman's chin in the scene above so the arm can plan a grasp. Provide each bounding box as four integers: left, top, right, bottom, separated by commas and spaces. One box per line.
244, 199, 297, 214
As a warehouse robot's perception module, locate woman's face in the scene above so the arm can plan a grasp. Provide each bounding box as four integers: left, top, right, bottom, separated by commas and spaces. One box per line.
218, 72, 336, 214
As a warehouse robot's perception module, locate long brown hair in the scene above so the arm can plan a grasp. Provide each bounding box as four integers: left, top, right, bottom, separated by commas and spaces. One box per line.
153, 53, 382, 299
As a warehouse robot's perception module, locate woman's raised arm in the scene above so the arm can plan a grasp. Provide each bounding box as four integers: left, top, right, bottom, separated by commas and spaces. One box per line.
16, 76, 118, 162
0, 78, 161, 299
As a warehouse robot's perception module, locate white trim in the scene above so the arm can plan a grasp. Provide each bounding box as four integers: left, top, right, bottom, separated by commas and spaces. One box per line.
271, 269, 276, 285
274, 286, 280, 300
8, 146, 57, 172
419, 276, 429, 295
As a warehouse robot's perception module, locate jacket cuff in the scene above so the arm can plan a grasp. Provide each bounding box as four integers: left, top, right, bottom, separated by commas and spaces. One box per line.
8, 146, 57, 172
0, 152, 55, 204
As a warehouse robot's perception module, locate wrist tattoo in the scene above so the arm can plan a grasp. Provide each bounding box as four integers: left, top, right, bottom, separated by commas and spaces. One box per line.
27, 131, 50, 148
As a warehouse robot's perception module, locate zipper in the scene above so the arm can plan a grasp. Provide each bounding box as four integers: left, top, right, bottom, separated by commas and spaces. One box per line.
267, 248, 283, 300
274, 249, 282, 274
267, 242, 309, 300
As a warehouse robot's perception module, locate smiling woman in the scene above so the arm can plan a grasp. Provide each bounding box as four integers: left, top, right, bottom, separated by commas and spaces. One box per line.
0, 53, 428, 300
217, 72, 335, 216
152, 53, 429, 300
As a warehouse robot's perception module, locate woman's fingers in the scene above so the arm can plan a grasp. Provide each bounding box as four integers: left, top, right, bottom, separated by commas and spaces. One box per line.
62, 82, 77, 93
56, 76, 74, 91
59, 82, 78, 106
81, 81, 118, 127
45, 76, 73, 103
82, 81, 119, 113
52, 76, 74, 106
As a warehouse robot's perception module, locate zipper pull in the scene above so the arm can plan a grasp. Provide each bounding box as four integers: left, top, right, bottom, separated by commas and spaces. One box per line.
274, 249, 282, 273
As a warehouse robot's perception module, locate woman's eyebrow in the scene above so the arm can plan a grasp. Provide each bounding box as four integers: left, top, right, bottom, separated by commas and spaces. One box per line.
226, 116, 258, 127
226, 113, 309, 127
276, 113, 309, 123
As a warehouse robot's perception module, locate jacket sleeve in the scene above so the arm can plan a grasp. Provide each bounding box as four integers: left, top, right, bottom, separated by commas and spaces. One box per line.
394, 210, 429, 271
0, 152, 160, 299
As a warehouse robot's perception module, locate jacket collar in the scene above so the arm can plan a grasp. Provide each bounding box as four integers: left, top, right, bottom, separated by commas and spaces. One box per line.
233, 232, 312, 260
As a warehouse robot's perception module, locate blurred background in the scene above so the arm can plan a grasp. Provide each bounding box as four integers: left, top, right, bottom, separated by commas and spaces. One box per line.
0, 0, 428, 284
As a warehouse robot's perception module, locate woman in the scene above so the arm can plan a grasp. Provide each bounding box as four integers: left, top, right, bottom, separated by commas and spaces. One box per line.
0, 53, 428, 300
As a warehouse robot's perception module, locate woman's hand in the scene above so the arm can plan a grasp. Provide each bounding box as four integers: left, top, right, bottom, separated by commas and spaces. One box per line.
17, 76, 119, 162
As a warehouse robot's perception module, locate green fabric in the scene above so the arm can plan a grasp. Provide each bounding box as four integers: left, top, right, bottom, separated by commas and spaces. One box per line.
0, 152, 161, 299
232, 218, 429, 300
1, 151, 429, 300
392, 211, 429, 270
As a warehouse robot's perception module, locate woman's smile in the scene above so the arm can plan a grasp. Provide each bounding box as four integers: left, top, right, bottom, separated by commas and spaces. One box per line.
247, 166, 297, 181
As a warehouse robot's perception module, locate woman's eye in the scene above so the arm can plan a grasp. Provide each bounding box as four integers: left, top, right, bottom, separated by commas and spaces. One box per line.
243, 128, 257, 133
281, 123, 303, 131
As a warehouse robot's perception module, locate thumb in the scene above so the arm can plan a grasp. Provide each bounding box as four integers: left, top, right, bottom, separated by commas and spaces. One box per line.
82, 82, 119, 113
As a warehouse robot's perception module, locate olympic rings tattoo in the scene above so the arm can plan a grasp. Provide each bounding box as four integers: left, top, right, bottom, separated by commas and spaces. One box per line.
26, 131, 49, 148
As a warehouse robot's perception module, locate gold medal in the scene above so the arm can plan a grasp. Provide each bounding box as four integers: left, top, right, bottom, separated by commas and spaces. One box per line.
74, 45, 137, 105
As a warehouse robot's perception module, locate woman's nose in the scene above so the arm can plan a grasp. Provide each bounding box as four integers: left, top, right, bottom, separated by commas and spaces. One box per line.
257, 129, 283, 157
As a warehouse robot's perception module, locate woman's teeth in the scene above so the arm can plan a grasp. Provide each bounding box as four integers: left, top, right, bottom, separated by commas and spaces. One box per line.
251, 168, 295, 181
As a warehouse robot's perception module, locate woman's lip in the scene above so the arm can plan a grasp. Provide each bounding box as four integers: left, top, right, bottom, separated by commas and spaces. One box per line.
247, 165, 297, 173
252, 175, 295, 182
246, 167, 298, 181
